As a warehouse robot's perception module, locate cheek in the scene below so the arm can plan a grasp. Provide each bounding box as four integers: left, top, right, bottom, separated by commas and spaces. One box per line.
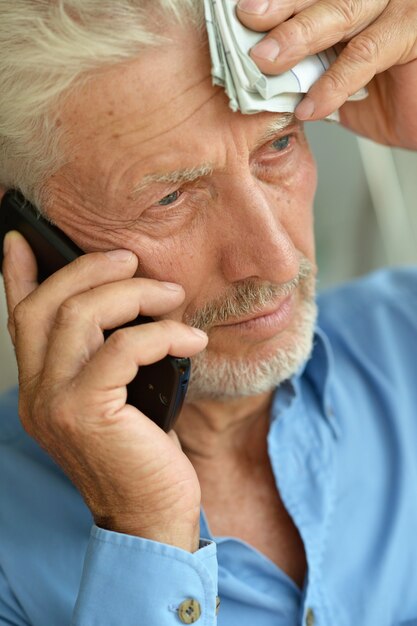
136, 239, 191, 281
132, 230, 212, 316
273, 150, 317, 260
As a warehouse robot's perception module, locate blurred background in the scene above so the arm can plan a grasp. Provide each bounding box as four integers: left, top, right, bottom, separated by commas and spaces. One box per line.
1, 121, 417, 393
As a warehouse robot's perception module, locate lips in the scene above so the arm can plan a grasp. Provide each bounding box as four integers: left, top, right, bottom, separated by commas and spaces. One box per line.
217, 294, 293, 327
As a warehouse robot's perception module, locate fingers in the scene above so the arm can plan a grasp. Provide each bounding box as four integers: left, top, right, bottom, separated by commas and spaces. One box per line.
236, 0, 416, 121
42, 278, 188, 380
246, 0, 388, 74
73, 321, 207, 406
2, 231, 39, 345
295, 13, 409, 120
10, 250, 139, 382
24, 248, 138, 318
237, 0, 316, 30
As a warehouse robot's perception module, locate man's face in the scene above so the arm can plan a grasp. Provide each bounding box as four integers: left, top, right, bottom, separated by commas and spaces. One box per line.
47, 27, 318, 400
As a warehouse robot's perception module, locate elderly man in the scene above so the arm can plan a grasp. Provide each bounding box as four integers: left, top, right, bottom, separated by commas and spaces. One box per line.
1, 1, 417, 625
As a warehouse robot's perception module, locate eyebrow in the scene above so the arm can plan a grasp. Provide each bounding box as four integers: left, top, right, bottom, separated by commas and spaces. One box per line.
130, 112, 296, 198
132, 163, 215, 196
252, 112, 296, 150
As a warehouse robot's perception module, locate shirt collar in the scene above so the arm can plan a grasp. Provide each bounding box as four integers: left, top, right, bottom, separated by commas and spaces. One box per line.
270, 326, 340, 439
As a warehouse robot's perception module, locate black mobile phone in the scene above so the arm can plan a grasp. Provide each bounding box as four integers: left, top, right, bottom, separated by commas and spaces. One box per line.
0, 190, 190, 432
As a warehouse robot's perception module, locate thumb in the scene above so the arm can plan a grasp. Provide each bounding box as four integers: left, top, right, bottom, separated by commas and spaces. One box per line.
2, 230, 39, 345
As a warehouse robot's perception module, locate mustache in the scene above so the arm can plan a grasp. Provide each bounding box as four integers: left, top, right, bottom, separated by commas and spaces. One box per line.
186, 257, 315, 331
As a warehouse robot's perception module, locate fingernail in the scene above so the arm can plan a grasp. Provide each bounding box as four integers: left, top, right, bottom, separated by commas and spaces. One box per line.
2, 230, 21, 257
295, 97, 315, 120
238, 0, 269, 15
251, 38, 280, 62
162, 282, 183, 291
3, 232, 13, 256
190, 327, 208, 339
105, 249, 134, 262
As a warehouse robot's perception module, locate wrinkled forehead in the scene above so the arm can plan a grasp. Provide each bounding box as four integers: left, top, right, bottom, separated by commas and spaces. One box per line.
60, 26, 215, 145
53, 26, 298, 213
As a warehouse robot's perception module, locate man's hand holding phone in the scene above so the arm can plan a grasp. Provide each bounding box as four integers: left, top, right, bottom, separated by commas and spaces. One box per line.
1, 228, 208, 553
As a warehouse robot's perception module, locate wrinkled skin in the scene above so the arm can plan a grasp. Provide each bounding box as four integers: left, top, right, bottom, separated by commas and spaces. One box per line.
1, 27, 317, 558
1, 3, 417, 565
237, 0, 417, 147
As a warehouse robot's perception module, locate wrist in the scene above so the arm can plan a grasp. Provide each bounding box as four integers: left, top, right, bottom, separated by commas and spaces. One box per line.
95, 515, 201, 553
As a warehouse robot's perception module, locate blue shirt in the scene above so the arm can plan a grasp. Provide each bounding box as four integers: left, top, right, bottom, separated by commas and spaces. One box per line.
1, 267, 417, 626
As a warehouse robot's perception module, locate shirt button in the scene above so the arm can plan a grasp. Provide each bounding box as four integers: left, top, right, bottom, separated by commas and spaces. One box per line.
178, 599, 201, 624
306, 607, 315, 626
216, 596, 221, 615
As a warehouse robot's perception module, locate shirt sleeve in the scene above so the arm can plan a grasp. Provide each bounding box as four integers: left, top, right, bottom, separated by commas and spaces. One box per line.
71, 525, 218, 626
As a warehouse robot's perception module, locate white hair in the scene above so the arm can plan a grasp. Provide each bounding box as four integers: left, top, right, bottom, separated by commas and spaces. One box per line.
186, 258, 318, 401
186, 296, 317, 402
0, 1, 204, 211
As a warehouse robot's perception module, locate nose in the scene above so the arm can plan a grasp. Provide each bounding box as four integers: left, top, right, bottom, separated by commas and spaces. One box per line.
217, 176, 301, 285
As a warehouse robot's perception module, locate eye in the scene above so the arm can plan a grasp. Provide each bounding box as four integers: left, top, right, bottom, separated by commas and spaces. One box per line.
271, 135, 291, 152
157, 190, 181, 206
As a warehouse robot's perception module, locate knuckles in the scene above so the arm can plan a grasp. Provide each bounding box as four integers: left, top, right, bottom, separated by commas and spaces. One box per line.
273, 0, 364, 51
319, 69, 350, 96
293, 14, 318, 47
21, 384, 78, 440
6, 318, 15, 345
46, 391, 79, 435
333, 0, 363, 25
55, 296, 85, 326
106, 327, 133, 353
344, 33, 380, 65
17, 386, 45, 438
12, 299, 31, 328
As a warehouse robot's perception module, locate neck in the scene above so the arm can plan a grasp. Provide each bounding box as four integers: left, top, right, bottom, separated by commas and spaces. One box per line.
176, 390, 274, 469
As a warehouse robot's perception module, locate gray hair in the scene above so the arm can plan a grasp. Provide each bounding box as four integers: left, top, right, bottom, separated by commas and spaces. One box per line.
0, 1, 204, 211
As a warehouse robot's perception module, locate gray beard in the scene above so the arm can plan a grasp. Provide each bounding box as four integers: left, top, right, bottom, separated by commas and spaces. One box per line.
185, 261, 317, 402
